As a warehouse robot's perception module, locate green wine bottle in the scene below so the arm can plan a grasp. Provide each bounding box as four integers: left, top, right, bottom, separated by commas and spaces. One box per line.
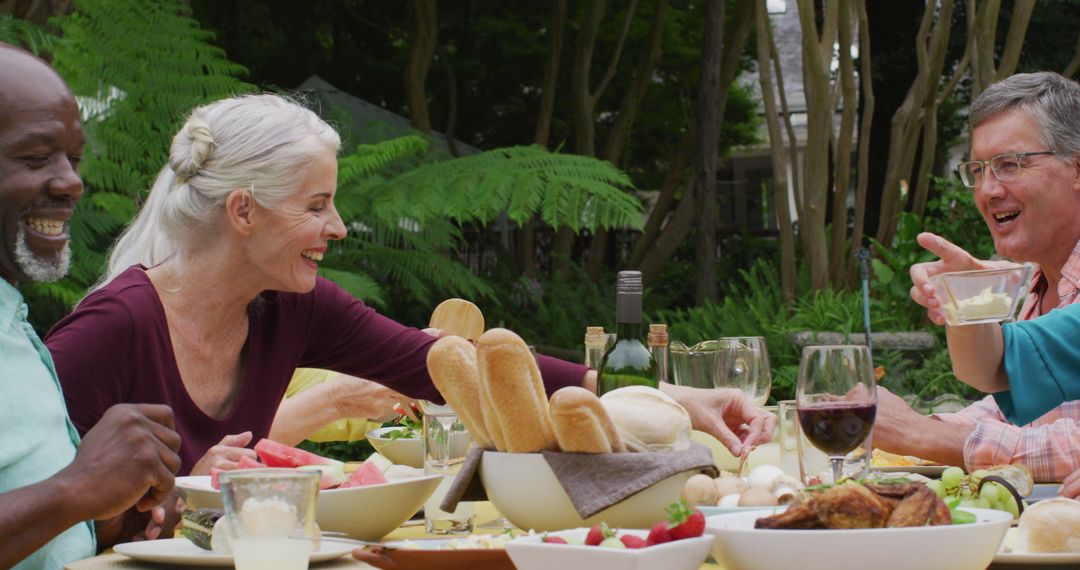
598, 270, 657, 395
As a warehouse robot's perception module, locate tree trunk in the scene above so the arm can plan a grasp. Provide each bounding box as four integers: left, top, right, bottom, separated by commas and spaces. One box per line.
874, 0, 954, 247
0, 0, 74, 24
556, 0, 636, 276
405, 0, 437, 133
1063, 33, 1080, 78
522, 0, 569, 276
828, 0, 858, 286
639, 179, 698, 283
439, 48, 460, 158
628, 129, 695, 269
755, 0, 795, 300
693, 0, 724, 303
847, 0, 874, 285
796, 0, 836, 290
587, 0, 667, 281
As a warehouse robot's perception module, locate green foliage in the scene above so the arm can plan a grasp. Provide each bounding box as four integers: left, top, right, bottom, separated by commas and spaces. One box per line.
0, 15, 55, 55
329, 137, 643, 309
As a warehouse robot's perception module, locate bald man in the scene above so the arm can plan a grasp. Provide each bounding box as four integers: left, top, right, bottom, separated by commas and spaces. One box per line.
0, 43, 181, 568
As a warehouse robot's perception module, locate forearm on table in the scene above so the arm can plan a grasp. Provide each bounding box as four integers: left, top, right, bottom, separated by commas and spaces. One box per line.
945, 323, 1007, 393
0, 477, 90, 567
891, 417, 973, 468
269, 381, 348, 446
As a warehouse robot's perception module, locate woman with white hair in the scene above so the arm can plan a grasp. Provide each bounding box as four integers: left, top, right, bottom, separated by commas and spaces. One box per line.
46, 93, 774, 476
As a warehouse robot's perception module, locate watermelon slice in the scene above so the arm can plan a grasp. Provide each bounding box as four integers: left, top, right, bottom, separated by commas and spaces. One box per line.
254, 439, 343, 469
339, 457, 388, 488
298, 464, 349, 489
237, 456, 264, 470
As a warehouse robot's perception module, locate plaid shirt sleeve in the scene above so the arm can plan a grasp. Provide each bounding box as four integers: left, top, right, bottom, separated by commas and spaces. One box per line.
933, 397, 1080, 482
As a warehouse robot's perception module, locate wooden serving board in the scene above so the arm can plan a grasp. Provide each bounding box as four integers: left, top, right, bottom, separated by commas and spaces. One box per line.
428, 298, 485, 340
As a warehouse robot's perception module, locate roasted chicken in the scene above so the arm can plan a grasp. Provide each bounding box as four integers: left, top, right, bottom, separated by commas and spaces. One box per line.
754, 481, 952, 530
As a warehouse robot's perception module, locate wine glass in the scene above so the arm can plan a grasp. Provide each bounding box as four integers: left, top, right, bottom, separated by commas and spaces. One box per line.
718, 336, 772, 406
795, 345, 877, 484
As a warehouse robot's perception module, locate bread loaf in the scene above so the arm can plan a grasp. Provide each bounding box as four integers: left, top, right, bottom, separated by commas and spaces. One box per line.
476, 328, 557, 452
549, 386, 625, 453
425, 336, 493, 449
599, 386, 691, 452
1015, 498, 1080, 553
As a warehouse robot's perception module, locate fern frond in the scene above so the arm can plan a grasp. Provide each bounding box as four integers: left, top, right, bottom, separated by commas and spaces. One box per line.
0, 15, 56, 55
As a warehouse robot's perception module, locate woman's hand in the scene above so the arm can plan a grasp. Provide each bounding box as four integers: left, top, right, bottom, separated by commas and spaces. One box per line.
1061, 469, 1080, 499
327, 375, 418, 424
660, 383, 776, 457
188, 432, 258, 476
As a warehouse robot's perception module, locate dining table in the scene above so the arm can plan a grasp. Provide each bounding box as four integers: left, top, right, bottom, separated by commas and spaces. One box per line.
65, 501, 726, 570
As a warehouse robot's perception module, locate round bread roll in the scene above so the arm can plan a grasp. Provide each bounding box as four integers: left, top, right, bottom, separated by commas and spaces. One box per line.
1015, 498, 1080, 553
599, 386, 691, 452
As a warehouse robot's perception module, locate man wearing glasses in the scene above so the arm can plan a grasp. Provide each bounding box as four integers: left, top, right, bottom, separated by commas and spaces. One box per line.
872, 71, 1080, 483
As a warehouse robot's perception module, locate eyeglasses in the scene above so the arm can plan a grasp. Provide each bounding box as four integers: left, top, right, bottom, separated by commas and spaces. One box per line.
957, 151, 1057, 188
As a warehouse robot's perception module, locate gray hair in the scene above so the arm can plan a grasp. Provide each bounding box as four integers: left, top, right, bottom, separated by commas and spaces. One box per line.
97, 93, 340, 290
970, 72, 1080, 159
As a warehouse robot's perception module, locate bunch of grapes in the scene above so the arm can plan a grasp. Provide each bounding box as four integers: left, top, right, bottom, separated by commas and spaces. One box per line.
925, 466, 1022, 518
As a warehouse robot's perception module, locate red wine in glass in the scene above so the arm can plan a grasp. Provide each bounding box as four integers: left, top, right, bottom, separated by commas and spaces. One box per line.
797, 401, 877, 456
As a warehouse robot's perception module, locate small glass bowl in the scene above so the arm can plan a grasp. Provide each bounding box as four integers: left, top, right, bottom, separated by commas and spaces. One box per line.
931, 264, 1034, 326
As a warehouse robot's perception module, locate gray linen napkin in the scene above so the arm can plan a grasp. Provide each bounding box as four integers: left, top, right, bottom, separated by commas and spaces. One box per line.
441, 442, 718, 518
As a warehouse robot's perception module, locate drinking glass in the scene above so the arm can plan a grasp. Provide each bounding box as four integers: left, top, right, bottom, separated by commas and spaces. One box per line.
795, 345, 877, 484
219, 469, 320, 570
717, 337, 772, 406
421, 401, 475, 534
669, 340, 721, 389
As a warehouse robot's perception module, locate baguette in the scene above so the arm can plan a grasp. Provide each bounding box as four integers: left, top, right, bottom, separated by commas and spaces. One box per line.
476, 328, 558, 452
425, 336, 493, 449
549, 386, 625, 453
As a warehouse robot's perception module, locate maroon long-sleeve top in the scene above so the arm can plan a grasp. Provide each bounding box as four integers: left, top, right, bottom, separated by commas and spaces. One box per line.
46, 266, 587, 474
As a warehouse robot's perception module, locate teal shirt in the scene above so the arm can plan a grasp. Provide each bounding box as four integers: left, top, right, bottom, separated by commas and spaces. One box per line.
0, 280, 94, 568
994, 302, 1080, 426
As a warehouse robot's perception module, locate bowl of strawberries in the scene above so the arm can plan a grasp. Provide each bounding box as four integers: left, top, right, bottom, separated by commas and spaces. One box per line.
504, 501, 714, 570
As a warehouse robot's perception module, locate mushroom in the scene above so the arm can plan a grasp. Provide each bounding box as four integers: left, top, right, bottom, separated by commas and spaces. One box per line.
714, 474, 747, 498
738, 488, 779, 507
683, 474, 721, 506
768, 474, 805, 505
747, 465, 786, 490
718, 493, 742, 508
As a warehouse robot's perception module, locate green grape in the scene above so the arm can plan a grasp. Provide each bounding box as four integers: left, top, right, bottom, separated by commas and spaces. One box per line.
1001, 493, 1020, 518
958, 498, 977, 509
979, 482, 1000, 503
989, 499, 1004, 511
974, 497, 991, 509
926, 479, 946, 498
941, 467, 965, 489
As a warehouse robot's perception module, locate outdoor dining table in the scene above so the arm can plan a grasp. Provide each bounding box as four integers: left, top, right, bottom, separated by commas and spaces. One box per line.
64, 500, 1029, 570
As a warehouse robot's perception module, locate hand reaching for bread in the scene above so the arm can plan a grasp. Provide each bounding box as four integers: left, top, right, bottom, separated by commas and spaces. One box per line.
659, 383, 776, 457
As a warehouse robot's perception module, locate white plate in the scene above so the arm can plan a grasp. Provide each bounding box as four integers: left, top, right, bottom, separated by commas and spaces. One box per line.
707, 507, 1012, 570
873, 465, 948, 477
698, 505, 785, 517
995, 528, 1080, 565
112, 538, 354, 566
1025, 484, 1061, 504
506, 528, 713, 570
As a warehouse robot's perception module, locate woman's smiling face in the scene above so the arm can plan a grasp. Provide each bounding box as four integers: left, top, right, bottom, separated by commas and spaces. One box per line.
247, 148, 346, 293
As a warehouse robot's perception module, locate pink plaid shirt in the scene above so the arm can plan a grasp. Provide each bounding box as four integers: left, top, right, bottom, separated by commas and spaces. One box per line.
933, 240, 1080, 482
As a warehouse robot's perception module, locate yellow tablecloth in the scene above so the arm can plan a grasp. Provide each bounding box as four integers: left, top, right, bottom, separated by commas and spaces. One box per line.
66, 502, 723, 569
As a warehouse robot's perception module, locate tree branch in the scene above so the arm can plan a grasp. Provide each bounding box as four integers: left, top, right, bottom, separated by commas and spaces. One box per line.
594, 0, 639, 103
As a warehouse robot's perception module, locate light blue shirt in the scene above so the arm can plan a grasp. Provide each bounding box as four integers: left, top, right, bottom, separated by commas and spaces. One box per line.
1, 279, 94, 568
994, 302, 1080, 426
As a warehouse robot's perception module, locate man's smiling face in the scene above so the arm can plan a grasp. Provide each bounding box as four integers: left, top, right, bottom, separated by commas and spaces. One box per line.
0, 46, 84, 284
969, 109, 1080, 266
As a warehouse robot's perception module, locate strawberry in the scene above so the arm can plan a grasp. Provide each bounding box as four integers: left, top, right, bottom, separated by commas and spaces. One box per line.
585, 522, 614, 546
645, 521, 672, 546
620, 535, 647, 549
666, 499, 706, 540
542, 534, 567, 544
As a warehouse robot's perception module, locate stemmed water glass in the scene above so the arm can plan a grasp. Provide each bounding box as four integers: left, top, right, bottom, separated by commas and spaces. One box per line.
795, 345, 877, 484
715, 337, 772, 406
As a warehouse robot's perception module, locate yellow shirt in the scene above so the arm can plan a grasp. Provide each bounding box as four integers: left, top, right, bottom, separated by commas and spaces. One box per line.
286, 369, 382, 442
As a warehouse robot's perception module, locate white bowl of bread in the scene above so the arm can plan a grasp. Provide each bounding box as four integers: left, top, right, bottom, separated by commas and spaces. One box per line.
427, 330, 701, 531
